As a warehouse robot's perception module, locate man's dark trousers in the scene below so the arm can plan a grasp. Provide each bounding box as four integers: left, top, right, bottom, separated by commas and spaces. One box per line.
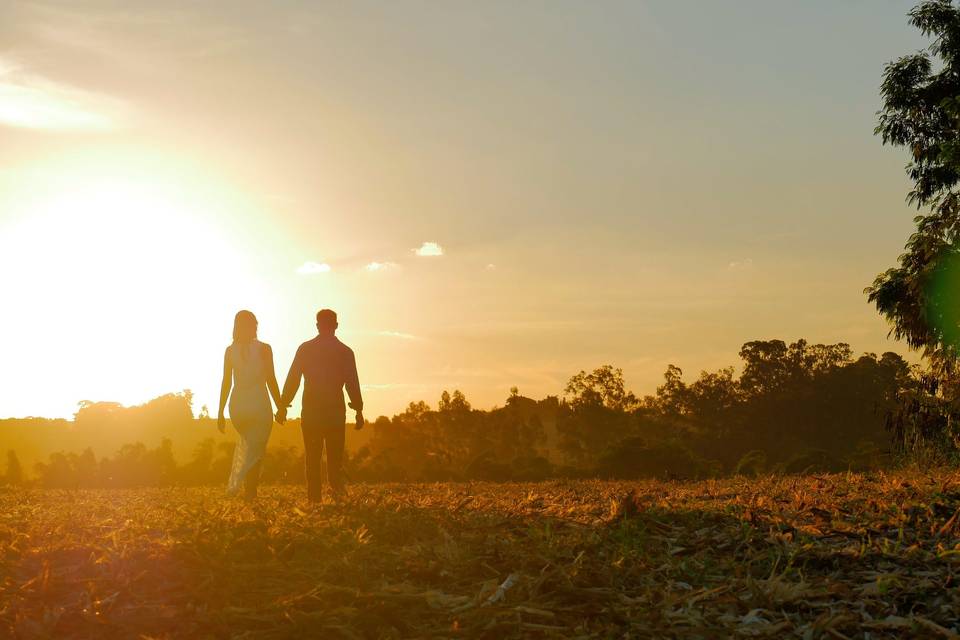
302, 420, 344, 501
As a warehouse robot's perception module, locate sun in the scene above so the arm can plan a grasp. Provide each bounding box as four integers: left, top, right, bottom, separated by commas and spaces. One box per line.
0, 151, 277, 416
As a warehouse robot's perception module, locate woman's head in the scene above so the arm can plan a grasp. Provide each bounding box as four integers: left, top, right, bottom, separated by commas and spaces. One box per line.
232, 310, 258, 343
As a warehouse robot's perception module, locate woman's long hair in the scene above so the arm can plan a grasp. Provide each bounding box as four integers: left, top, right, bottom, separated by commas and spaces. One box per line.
232, 311, 258, 359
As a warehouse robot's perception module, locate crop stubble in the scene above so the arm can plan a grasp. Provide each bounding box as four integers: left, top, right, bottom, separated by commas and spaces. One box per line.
2, 472, 960, 638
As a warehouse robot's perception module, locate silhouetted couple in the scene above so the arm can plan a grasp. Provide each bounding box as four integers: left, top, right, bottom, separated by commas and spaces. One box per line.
217, 309, 363, 502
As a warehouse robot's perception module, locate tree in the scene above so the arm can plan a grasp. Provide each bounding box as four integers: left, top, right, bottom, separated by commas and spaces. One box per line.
564, 365, 637, 411
653, 365, 688, 417
867, 0, 960, 372
438, 390, 471, 413
738, 339, 852, 398
181, 438, 216, 485
4, 451, 22, 486
558, 366, 638, 466
684, 367, 740, 429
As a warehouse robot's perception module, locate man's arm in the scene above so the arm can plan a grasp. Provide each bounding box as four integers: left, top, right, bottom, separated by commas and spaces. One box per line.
345, 349, 364, 428
279, 345, 305, 414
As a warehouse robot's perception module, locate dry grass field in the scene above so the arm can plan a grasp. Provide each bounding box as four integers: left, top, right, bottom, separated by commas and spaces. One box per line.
3, 472, 960, 638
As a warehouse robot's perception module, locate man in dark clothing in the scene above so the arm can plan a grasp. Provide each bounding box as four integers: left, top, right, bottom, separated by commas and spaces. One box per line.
277, 309, 364, 502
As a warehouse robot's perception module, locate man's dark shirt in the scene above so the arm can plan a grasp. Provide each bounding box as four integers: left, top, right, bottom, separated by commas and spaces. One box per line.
281, 335, 362, 425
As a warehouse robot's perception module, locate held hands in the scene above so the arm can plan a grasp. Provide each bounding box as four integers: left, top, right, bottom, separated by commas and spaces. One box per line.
217, 415, 226, 434
269, 404, 362, 427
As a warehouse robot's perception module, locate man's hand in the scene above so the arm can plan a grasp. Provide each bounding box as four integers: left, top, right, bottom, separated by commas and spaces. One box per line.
217, 415, 226, 434
275, 407, 287, 425
349, 403, 364, 430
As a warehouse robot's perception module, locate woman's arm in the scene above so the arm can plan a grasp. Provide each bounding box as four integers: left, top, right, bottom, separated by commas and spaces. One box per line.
217, 346, 232, 433
264, 344, 282, 415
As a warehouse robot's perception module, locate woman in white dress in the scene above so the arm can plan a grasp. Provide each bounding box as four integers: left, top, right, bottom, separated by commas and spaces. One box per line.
217, 310, 283, 500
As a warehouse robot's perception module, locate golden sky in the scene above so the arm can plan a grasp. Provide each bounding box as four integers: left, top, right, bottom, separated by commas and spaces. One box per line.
0, 1, 929, 419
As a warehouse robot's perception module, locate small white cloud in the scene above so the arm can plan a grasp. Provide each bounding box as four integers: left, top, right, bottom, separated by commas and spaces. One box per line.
296, 261, 331, 275
413, 241, 443, 257
727, 258, 754, 271
0, 58, 126, 131
485, 263, 496, 271
365, 261, 399, 272
377, 330, 419, 340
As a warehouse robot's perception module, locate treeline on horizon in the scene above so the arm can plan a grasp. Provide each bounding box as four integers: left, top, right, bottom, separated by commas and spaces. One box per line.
0, 338, 932, 489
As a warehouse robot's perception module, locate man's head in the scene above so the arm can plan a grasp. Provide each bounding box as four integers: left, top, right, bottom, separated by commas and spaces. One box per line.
316, 309, 338, 336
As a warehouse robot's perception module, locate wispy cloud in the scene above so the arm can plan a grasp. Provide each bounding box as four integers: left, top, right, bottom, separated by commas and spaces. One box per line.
17, 4, 259, 65
413, 241, 444, 257
485, 263, 496, 271
365, 261, 399, 272
0, 58, 126, 131
727, 258, 754, 271
377, 330, 420, 340
295, 261, 331, 275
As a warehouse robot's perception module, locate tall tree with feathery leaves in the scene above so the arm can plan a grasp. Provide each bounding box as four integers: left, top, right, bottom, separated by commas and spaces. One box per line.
868, 0, 960, 375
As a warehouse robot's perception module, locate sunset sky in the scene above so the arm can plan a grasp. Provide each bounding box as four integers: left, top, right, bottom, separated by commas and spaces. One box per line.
0, 1, 930, 420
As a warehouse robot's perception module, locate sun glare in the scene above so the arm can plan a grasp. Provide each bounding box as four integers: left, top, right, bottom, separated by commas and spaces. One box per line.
0, 154, 276, 416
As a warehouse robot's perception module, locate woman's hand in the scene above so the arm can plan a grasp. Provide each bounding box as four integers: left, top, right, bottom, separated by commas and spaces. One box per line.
217, 415, 226, 433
